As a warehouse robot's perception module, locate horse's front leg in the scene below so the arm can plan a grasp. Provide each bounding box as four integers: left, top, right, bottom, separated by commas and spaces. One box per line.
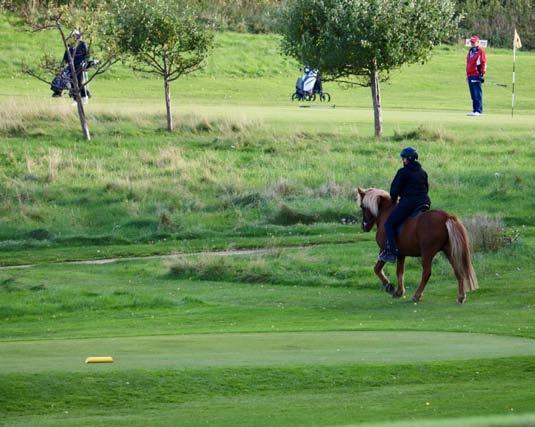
374, 260, 395, 294
393, 256, 406, 298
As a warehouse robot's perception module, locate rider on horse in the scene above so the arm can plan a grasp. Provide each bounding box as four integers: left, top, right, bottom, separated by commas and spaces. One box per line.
379, 147, 431, 263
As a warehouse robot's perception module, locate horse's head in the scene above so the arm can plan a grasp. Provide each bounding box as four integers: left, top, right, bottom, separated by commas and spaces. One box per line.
356, 187, 390, 232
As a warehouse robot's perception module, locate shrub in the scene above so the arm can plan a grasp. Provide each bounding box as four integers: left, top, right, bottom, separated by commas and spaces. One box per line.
464, 214, 519, 252
393, 126, 455, 142
270, 204, 317, 225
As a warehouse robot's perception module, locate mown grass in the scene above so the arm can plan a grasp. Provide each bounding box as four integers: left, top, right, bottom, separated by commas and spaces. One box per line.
1, 241, 535, 426
2, 358, 535, 424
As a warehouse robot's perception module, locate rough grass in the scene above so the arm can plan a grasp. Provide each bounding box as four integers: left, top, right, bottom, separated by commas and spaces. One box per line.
0, 123, 532, 246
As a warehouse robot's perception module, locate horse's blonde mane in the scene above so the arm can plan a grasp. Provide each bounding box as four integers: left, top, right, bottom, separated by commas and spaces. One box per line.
358, 188, 391, 217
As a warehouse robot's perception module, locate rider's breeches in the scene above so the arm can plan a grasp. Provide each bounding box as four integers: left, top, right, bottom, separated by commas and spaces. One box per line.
384, 205, 413, 253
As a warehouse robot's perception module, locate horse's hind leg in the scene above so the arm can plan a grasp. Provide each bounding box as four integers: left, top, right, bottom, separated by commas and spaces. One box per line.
374, 260, 395, 294
393, 256, 406, 298
444, 249, 466, 304
412, 253, 434, 303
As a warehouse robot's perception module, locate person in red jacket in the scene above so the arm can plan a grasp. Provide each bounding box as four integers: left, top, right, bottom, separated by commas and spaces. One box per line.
466, 35, 487, 116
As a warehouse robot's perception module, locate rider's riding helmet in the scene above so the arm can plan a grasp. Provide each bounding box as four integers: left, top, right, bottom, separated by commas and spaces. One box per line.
400, 147, 418, 161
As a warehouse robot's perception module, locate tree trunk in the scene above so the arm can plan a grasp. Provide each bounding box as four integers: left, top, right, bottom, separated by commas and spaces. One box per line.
164, 77, 173, 132
75, 95, 91, 141
370, 68, 383, 138
70, 70, 90, 141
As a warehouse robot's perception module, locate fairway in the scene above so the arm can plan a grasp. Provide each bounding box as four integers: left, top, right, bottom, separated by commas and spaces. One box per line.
1, 11, 535, 427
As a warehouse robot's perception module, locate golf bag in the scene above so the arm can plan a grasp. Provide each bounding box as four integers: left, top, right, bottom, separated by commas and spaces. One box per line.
292, 67, 330, 102
51, 66, 72, 97
50, 59, 97, 98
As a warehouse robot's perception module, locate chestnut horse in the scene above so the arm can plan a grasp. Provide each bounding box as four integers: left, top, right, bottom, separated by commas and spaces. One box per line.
357, 187, 478, 304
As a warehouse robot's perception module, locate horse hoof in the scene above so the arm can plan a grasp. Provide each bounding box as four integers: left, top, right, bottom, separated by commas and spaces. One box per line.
383, 283, 395, 295
412, 294, 421, 303
392, 290, 405, 299
457, 295, 466, 304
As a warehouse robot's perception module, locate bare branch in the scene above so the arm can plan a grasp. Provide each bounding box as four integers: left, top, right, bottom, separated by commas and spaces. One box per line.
81, 58, 120, 86
168, 63, 203, 81
31, 23, 57, 32
330, 79, 369, 87
23, 68, 54, 85
142, 51, 165, 74
132, 65, 165, 77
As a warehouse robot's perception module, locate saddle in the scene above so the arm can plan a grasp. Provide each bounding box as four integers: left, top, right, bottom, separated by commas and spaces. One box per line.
396, 204, 430, 235
409, 203, 430, 218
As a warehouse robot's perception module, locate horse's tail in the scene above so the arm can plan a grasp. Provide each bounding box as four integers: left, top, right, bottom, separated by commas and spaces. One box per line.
445, 216, 478, 292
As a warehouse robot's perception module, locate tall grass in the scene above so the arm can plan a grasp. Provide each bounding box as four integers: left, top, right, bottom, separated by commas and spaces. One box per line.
0, 100, 76, 137
0, 102, 263, 137
1, 112, 533, 244
464, 214, 520, 252
166, 250, 357, 287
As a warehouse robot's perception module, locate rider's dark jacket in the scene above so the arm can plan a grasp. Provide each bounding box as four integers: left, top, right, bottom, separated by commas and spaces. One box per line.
389, 161, 430, 208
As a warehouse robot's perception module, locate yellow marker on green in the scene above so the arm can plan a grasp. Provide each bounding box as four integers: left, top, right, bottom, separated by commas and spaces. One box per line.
85, 356, 113, 364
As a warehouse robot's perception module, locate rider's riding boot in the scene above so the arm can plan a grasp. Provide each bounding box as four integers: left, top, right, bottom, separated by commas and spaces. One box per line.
378, 244, 398, 263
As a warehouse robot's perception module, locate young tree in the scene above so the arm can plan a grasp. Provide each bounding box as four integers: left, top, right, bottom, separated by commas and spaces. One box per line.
22, 1, 118, 141
280, 0, 459, 137
112, 0, 214, 131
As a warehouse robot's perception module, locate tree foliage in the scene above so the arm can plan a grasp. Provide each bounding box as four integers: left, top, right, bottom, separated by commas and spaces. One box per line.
279, 0, 459, 136
457, 0, 535, 50
111, 0, 214, 131
280, 0, 459, 85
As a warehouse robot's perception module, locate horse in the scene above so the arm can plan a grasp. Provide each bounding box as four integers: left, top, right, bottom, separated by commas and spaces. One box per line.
356, 187, 478, 304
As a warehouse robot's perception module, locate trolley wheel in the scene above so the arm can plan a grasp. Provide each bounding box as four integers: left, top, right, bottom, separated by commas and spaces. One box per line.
291, 93, 299, 101
320, 93, 331, 102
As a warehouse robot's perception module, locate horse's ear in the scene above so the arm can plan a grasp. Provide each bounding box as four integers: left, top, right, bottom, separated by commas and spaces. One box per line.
356, 187, 366, 201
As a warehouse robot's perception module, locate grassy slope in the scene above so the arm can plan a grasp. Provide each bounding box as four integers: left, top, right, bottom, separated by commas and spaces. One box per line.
1, 12, 535, 427
1, 13, 535, 111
